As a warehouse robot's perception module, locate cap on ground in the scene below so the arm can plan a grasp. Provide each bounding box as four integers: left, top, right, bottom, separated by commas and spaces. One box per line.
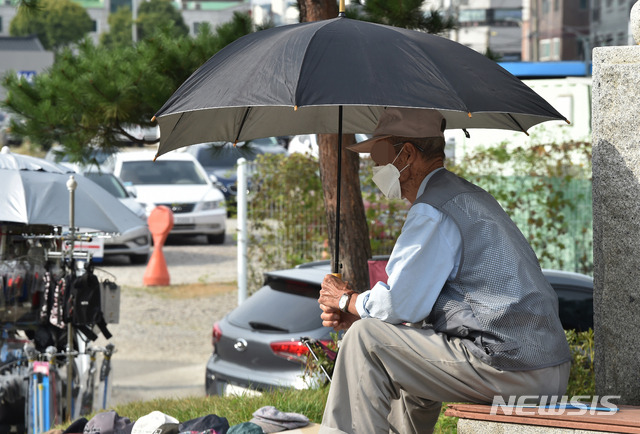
131, 412, 179, 434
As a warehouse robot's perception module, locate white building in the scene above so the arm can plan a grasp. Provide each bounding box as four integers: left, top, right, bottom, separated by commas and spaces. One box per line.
591, 0, 638, 46
250, 0, 297, 27
447, 76, 593, 161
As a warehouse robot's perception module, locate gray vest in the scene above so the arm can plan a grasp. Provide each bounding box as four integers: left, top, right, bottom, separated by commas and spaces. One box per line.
416, 169, 571, 371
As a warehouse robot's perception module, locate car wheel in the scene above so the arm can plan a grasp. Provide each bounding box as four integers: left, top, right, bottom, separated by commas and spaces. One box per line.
205, 376, 226, 396
130, 253, 149, 265
207, 232, 226, 245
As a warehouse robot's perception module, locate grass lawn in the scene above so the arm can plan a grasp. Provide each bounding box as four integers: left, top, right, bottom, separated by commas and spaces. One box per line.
60, 388, 459, 433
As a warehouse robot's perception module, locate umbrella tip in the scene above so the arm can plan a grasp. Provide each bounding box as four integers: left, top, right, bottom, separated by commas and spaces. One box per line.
294, 105, 298, 111
467, 112, 472, 118
153, 153, 158, 162
151, 116, 156, 122
233, 141, 238, 147
565, 118, 571, 125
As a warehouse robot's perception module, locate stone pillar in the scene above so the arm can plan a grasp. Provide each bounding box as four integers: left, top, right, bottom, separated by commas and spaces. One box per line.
591, 42, 640, 405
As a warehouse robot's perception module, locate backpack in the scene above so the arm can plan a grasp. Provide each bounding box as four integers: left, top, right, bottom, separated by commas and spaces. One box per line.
65, 268, 112, 340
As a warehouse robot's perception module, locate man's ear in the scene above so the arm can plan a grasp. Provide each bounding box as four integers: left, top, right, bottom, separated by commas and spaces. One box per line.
404, 142, 420, 163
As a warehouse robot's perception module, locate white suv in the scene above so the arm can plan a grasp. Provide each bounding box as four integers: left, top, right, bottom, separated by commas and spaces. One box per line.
112, 150, 227, 244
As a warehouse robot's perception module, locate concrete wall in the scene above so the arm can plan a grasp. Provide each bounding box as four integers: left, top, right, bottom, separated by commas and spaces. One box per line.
591, 45, 640, 405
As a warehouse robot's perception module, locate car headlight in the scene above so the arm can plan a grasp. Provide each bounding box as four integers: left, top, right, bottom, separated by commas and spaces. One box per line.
144, 203, 156, 215
199, 200, 221, 211
133, 236, 149, 246
212, 181, 228, 193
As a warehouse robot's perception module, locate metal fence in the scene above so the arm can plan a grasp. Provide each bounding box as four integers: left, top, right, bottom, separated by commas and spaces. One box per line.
240, 157, 593, 295
475, 176, 593, 275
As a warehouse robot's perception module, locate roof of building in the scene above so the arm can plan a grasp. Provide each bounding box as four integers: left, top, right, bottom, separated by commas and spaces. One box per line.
498, 61, 592, 78
0, 35, 46, 52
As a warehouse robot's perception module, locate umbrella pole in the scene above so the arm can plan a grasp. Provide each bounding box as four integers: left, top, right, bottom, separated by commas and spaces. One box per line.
332, 106, 343, 276
65, 176, 77, 421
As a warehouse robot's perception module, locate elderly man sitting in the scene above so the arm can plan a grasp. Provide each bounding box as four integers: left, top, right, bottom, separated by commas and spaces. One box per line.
317, 107, 570, 434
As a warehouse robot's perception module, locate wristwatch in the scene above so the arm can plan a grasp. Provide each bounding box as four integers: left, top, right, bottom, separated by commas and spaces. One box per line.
339, 291, 354, 313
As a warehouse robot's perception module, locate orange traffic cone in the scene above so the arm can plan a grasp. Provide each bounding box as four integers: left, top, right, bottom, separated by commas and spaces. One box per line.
143, 205, 174, 286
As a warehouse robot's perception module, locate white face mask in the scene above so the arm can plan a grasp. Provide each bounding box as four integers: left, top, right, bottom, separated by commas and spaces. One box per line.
371, 147, 408, 199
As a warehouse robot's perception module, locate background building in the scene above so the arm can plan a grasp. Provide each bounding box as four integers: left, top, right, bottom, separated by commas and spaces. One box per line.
591, 0, 638, 46
0, 35, 53, 101
0, 0, 250, 42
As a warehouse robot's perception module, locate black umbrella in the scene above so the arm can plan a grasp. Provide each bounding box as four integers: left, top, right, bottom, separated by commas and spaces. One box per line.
153, 15, 567, 273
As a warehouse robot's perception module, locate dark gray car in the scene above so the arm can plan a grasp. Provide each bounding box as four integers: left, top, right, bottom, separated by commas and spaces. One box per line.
205, 260, 593, 396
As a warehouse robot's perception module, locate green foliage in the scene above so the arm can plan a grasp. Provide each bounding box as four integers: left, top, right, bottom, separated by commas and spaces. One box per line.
16, 0, 39, 10
565, 328, 595, 396
1, 13, 253, 160
484, 46, 503, 61
352, 0, 456, 34
9, 0, 94, 51
137, 0, 189, 42
303, 332, 340, 386
214, 11, 255, 46
434, 405, 460, 433
246, 153, 406, 293
246, 153, 327, 293
448, 140, 593, 275
100, 6, 133, 49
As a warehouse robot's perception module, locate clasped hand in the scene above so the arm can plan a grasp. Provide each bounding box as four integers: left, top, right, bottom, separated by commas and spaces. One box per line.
318, 274, 359, 331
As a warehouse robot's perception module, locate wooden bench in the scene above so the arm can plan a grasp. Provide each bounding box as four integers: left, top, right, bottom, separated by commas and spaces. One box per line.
445, 403, 640, 433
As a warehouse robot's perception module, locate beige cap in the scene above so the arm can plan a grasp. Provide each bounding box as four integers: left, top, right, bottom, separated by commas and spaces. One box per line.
348, 107, 445, 153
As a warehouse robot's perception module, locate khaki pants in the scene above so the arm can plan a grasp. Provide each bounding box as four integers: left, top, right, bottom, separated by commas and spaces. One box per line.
319, 318, 570, 434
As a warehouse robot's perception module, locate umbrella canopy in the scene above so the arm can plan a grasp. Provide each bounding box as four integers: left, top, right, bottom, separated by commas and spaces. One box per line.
154, 16, 567, 157
0, 147, 145, 233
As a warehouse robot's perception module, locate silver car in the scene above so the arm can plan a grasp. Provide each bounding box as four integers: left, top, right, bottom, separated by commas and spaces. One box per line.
80, 171, 151, 264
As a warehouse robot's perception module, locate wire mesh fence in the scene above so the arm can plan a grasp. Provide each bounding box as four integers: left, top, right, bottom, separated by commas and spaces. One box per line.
472, 175, 593, 275
243, 151, 593, 293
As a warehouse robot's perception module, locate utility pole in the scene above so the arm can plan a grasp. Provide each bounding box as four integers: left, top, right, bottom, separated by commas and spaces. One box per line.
132, 0, 137, 43
531, 0, 539, 61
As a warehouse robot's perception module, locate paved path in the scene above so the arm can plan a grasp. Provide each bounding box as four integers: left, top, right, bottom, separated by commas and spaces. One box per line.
93, 220, 240, 407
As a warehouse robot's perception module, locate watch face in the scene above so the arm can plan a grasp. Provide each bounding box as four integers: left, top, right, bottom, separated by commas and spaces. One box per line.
339, 293, 348, 311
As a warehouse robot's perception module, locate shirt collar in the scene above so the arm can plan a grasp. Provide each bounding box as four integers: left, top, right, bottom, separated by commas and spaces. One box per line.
417, 167, 445, 198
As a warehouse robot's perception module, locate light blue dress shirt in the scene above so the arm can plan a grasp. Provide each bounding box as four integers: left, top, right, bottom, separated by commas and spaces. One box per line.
354, 168, 463, 324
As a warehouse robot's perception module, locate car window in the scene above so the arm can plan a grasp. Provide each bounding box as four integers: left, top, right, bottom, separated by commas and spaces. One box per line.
84, 173, 128, 198
248, 137, 278, 147
195, 146, 259, 167
120, 160, 208, 185
228, 279, 323, 333
53, 149, 112, 164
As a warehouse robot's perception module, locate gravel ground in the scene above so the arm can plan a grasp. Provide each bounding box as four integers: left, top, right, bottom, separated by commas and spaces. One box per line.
95, 284, 238, 363
91, 220, 242, 405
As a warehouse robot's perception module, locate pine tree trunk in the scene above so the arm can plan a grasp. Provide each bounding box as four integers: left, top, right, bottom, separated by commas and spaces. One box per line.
299, 0, 373, 292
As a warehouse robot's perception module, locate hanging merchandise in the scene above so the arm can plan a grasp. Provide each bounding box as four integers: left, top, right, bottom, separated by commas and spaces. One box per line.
0, 257, 45, 326
26, 360, 61, 434
65, 265, 112, 341
1, 169, 120, 428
